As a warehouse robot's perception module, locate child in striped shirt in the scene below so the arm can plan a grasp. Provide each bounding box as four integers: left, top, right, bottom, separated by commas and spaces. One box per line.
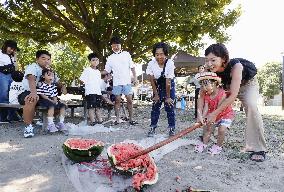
37, 68, 66, 133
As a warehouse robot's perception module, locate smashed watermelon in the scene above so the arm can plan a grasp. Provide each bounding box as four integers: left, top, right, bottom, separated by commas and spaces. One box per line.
62, 138, 104, 163
107, 143, 158, 190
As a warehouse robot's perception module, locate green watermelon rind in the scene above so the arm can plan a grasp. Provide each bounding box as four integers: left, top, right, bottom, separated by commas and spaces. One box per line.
63, 138, 104, 157
62, 145, 100, 163
63, 144, 104, 157
62, 138, 104, 163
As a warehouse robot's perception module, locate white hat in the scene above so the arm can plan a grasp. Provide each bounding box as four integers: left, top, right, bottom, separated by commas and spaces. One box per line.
196, 72, 221, 84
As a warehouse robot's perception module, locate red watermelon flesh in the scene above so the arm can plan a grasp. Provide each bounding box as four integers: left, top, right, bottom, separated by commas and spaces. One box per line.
65, 138, 104, 150
107, 143, 158, 190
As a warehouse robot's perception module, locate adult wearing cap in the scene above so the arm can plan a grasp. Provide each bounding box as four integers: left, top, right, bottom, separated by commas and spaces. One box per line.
0, 40, 20, 122
199, 43, 267, 162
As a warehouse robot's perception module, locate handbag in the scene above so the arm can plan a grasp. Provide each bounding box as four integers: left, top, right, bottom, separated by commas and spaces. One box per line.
0, 64, 15, 74
0, 56, 15, 74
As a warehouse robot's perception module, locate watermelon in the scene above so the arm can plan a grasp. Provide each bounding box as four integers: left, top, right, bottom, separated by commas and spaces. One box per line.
62, 138, 104, 163
107, 143, 158, 190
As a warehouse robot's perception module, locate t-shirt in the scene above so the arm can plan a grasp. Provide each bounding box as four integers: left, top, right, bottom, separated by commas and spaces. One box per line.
37, 82, 58, 98
79, 67, 102, 96
100, 79, 109, 92
22, 63, 60, 91
0, 52, 16, 67
216, 58, 257, 90
9, 81, 24, 104
146, 58, 175, 79
204, 88, 234, 122
105, 51, 134, 86
22, 63, 44, 91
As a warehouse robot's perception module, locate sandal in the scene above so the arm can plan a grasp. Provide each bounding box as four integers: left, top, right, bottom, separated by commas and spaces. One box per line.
114, 121, 120, 125
194, 142, 207, 153
208, 144, 222, 155
90, 122, 96, 126
249, 151, 266, 162
129, 120, 138, 125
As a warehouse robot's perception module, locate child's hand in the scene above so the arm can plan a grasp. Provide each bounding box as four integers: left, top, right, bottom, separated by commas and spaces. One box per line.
205, 112, 217, 125
197, 115, 205, 125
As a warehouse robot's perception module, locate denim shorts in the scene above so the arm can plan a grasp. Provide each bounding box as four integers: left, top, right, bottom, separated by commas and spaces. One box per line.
216, 119, 233, 128
112, 84, 133, 96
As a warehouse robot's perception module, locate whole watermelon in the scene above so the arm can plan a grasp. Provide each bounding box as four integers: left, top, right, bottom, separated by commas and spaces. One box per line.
107, 143, 158, 191
63, 138, 104, 163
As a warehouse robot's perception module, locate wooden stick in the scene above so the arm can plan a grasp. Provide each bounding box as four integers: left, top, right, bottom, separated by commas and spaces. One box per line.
117, 122, 202, 164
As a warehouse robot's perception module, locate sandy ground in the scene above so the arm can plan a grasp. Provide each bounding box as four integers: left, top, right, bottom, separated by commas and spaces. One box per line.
0, 103, 284, 192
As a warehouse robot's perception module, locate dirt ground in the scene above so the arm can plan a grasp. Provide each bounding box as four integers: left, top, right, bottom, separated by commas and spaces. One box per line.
0, 104, 284, 192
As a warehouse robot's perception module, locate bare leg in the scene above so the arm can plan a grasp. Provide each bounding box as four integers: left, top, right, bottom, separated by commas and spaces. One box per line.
217, 125, 227, 147
47, 107, 55, 117
95, 108, 103, 122
203, 125, 212, 145
115, 95, 121, 122
59, 107, 65, 117
125, 94, 133, 121
88, 108, 95, 123
23, 100, 37, 125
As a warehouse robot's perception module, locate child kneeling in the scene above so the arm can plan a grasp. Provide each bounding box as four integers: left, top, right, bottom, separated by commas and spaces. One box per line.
195, 72, 234, 155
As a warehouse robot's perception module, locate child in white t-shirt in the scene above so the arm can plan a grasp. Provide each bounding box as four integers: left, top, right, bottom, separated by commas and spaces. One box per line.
9, 70, 25, 104
79, 53, 103, 126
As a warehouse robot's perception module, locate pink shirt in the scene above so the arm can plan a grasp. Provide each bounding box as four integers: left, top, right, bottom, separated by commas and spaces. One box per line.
204, 88, 234, 122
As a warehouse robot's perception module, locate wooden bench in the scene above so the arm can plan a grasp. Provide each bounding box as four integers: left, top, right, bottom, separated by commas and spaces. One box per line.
0, 103, 48, 130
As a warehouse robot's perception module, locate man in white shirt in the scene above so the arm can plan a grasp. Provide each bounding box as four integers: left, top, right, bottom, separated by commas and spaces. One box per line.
18, 50, 51, 138
103, 37, 138, 125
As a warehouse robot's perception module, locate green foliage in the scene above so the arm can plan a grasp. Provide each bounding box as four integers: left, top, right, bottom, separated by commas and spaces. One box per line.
257, 62, 282, 102
0, 0, 241, 63
1, 0, 242, 83
49, 43, 89, 86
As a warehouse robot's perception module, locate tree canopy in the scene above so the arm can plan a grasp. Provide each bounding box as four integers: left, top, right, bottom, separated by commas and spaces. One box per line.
257, 62, 282, 103
1, 0, 241, 62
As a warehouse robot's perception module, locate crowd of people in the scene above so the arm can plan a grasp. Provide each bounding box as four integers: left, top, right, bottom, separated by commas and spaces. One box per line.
0, 38, 266, 162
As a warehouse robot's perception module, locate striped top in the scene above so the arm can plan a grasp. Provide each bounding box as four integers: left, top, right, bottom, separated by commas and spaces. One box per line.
37, 82, 58, 98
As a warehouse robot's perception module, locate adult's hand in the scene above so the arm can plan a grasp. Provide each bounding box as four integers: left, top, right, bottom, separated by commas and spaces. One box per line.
152, 94, 160, 103
25, 92, 39, 103
197, 113, 205, 125
165, 97, 174, 107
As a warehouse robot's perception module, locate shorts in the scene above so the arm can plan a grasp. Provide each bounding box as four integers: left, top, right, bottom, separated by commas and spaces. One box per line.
18, 91, 34, 105
38, 98, 66, 110
112, 84, 132, 96
85, 94, 102, 109
216, 119, 233, 128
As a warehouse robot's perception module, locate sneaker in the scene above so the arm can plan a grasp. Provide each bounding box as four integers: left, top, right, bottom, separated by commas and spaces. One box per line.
169, 128, 175, 136
194, 141, 207, 153
147, 126, 156, 137
47, 123, 58, 133
24, 125, 34, 138
208, 144, 222, 155
57, 122, 67, 131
